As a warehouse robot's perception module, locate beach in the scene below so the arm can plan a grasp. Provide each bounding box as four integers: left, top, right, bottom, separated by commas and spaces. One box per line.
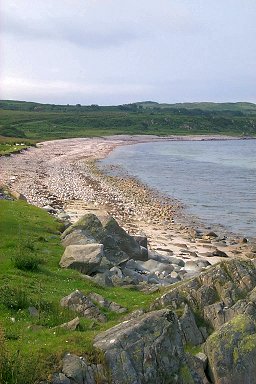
0, 135, 254, 275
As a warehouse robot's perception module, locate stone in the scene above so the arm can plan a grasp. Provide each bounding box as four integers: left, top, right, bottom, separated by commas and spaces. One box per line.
179, 304, 204, 346
62, 354, 88, 384
59, 244, 104, 275
42, 205, 57, 213
10, 190, 27, 201
60, 290, 106, 323
205, 314, 256, 384
133, 235, 148, 248
59, 317, 80, 331
88, 292, 127, 313
94, 309, 192, 384
51, 373, 71, 384
28, 306, 39, 317
212, 249, 228, 257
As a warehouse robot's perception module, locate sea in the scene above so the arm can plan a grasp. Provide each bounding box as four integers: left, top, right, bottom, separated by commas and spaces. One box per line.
100, 139, 256, 239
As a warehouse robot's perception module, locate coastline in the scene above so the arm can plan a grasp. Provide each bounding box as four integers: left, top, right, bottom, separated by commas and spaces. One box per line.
0, 135, 255, 272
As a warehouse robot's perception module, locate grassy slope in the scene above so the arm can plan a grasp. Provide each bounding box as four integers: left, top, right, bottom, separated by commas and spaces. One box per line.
0, 199, 159, 382
0, 101, 256, 146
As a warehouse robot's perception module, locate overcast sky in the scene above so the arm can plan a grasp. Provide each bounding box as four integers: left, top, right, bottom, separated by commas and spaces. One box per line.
1, 0, 256, 105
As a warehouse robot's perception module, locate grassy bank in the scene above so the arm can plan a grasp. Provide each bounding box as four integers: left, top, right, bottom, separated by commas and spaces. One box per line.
0, 199, 159, 383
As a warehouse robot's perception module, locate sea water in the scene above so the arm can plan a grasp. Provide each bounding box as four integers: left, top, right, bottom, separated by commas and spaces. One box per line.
101, 139, 256, 238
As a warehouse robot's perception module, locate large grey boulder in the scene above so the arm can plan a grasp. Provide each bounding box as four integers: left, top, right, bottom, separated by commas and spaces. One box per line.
62, 213, 147, 264
59, 244, 104, 275
94, 309, 194, 384
60, 290, 106, 323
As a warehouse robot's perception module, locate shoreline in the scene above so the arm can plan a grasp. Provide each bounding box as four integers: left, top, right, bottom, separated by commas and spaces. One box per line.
0, 135, 255, 272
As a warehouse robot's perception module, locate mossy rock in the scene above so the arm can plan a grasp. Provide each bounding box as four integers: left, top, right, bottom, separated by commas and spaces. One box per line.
205, 314, 256, 384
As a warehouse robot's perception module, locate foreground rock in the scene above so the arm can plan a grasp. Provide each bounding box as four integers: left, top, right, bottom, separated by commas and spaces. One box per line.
205, 314, 256, 384
94, 309, 207, 384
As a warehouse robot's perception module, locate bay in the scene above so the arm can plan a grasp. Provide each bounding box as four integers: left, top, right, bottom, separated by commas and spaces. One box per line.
101, 139, 256, 238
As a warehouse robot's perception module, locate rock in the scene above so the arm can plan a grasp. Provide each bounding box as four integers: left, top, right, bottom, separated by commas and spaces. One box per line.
60, 290, 106, 323
61, 214, 104, 247
42, 205, 57, 213
10, 190, 27, 201
87, 292, 127, 313
212, 249, 228, 257
205, 314, 256, 384
61, 354, 88, 384
51, 373, 71, 384
92, 271, 113, 287
204, 231, 218, 238
28, 306, 39, 317
133, 235, 148, 248
59, 244, 104, 275
179, 304, 204, 346
62, 213, 147, 263
94, 309, 193, 384
102, 216, 147, 261
59, 317, 80, 331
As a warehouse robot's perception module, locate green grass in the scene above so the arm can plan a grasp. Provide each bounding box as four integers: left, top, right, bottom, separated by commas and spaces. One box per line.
0, 199, 160, 382
0, 100, 256, 144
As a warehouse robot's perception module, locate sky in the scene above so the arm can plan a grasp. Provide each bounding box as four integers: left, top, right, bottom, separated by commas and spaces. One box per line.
1, 0, 256, 105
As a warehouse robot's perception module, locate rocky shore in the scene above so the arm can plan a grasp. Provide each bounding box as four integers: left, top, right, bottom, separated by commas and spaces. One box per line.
0, 136, 255, 277
1, 135, 256, 383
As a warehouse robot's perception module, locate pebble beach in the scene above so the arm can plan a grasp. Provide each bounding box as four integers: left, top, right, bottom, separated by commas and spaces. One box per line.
1, 135, 255, 280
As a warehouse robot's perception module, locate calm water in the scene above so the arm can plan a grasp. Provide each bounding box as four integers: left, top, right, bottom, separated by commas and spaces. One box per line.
101, 139, 256, 238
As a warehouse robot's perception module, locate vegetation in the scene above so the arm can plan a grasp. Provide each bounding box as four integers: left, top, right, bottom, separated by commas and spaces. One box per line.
0, 198, 160, 382
0, 100, 255, 148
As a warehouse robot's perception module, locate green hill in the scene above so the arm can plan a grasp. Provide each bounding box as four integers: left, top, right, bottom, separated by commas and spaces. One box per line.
0, 100, 256, 145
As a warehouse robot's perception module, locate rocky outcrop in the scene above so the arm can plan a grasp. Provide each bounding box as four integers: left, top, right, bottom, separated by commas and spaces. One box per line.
93, 309, 206, 384
205, 314, 256, 384
60, 290, 127, 323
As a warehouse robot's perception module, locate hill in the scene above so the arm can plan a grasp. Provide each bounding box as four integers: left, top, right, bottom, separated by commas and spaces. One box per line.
0, 100, 256, 146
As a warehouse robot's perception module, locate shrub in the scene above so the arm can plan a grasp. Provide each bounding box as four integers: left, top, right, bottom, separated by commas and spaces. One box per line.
0, 285, 28, 310
13, 254, 43, 272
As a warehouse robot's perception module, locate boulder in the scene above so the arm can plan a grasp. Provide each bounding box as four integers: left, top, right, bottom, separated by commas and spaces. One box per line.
94, 309, 193, 384
59, 244, 104, 275
62, 213, 147, 263
61, 214, 104, 247
205, 314, 256, 384
60, 290, 106, 323
102, 216, 147, 261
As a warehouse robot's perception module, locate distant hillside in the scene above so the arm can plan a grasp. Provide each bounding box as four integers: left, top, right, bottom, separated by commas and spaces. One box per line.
136, 101, 256, 115
0, 99, 256, 141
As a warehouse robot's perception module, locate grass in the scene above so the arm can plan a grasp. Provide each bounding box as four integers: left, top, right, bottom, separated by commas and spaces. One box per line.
0, 101, 256, 146
0, 199, 161, 382
0, 136, 35, 156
